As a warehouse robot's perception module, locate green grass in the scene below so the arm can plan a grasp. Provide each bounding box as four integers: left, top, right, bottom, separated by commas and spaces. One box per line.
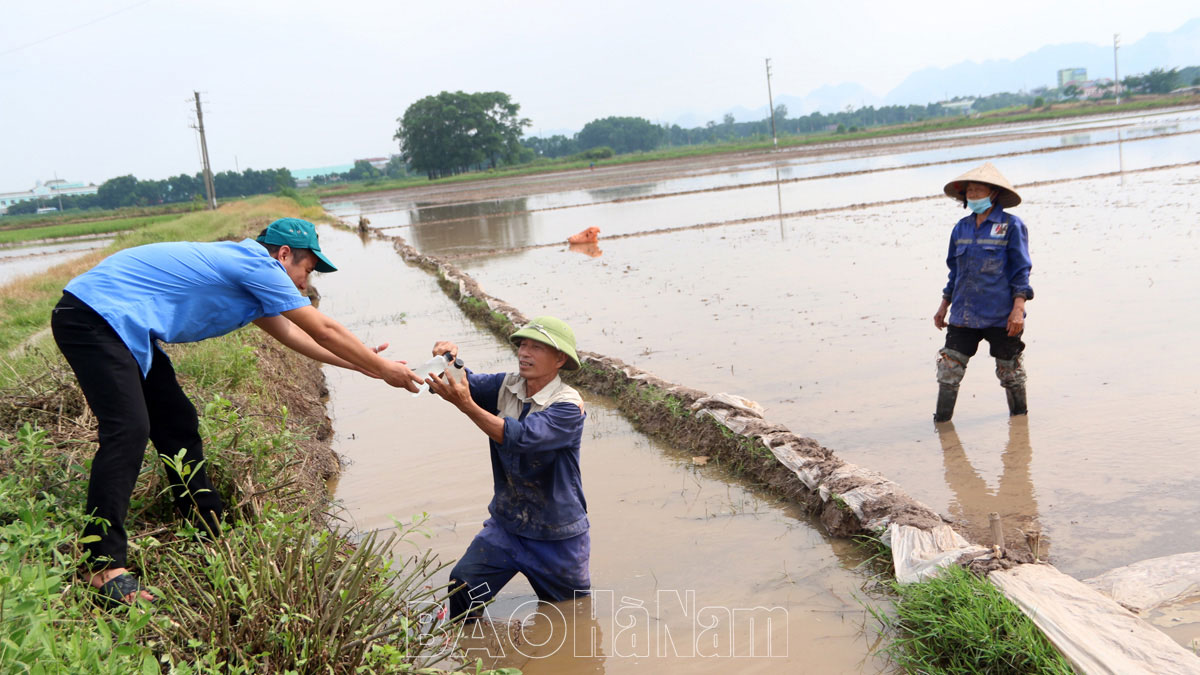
0, 214, 182, 245
0, 196, 511, 673
871, 565, 1072, 674
0, 338, 470, 672
0, 196, 324, 358
0, 202, 201, 231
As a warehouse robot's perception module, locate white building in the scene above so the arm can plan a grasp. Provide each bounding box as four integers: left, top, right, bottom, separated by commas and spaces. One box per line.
0, 179, 99, 214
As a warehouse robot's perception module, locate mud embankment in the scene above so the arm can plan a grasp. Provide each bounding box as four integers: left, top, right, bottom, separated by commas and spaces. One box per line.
370, 225, 1041, 565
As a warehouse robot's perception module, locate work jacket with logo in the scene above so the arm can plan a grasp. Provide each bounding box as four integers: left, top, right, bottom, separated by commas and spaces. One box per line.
942, 207, 1034, 329
466, 371, 588, 541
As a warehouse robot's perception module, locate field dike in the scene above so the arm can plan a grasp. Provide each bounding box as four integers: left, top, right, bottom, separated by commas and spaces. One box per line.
360, 221, 1200, 674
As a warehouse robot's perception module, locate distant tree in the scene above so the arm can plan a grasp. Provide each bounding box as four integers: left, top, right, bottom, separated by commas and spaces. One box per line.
383, 155, 407, 178
576, 116, 664, 154
97, 175, 138, 209
773, 104, 788, 121
1144, 67, 1180, 93
344, 160, 382, 181
1062, 84, 1082, 99
166, 173, 202, 202
1032, 96, 1045, 108
394, 91, 530, 179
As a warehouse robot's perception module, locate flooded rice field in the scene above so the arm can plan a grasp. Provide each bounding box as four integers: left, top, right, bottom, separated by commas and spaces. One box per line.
332, 125, 1200, 259
0, 237, 111, 286
316, 228, 887, 673
321, 106, 1200, 659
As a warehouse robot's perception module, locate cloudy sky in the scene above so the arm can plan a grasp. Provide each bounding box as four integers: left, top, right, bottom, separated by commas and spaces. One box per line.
2, 0, 1197, 189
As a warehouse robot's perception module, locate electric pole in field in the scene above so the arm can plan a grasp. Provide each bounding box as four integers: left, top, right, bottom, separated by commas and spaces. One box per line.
192, 91, 217, 210
765, 58, 778, 149
1113, 34, 1121, 105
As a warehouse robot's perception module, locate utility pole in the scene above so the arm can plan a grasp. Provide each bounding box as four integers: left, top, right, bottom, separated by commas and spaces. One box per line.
1113, 34, 1121, 105
765, 58, 778, 149
193, 91, 217, 210
53, 170, 64, 212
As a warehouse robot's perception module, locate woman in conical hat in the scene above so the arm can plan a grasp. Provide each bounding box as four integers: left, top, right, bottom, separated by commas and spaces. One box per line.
932, 162, 1034, 422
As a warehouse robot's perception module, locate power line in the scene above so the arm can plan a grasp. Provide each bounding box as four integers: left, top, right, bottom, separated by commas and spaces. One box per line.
0, 0, 158, 58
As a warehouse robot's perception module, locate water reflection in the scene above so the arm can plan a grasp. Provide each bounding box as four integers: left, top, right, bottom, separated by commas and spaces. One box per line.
463, 596, 607, 674
413, 197, 531, 224
568, 242, 603, 258
586, 183, 655, 201
407, 197, 534, 254
937, 417, 1047, 558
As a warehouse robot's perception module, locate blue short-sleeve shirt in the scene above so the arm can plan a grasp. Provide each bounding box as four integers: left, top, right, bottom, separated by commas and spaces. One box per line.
64, 238, 310, 375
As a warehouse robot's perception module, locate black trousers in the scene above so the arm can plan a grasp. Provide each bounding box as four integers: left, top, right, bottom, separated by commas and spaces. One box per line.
944, 324, 1025, 361
51, 292, 223, 571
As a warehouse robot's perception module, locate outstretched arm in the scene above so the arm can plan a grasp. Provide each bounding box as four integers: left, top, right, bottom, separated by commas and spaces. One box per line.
258, 305, 423, 391
254, 314, 387, 372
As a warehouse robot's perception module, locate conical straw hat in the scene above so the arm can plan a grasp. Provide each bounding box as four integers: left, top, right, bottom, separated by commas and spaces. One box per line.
943, 162, 1021, 208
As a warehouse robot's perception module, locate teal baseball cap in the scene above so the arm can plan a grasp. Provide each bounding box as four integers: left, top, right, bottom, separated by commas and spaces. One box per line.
256, 218, 337, 273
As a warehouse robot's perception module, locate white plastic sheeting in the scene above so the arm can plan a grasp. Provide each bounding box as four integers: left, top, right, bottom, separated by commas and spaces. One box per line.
1085, 551, 1200, 615
991, 564, 1200, 674
883, 523, 989, 584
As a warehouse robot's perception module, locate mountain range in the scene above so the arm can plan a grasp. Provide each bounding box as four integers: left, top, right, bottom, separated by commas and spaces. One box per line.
687, 16, 1200, 126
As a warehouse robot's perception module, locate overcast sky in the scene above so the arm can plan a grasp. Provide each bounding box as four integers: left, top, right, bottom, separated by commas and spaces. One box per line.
2, 0, 1197, 189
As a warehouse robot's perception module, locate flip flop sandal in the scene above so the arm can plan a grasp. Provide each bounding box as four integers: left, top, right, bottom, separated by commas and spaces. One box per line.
95, 573, 152, 607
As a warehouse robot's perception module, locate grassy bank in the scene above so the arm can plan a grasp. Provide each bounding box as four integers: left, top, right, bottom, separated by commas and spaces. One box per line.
0, 197, 509, 673
871, 565, 1072, 674
0, 202, 202, 232
0, 214, 183, 246
309, 94, 1200, 200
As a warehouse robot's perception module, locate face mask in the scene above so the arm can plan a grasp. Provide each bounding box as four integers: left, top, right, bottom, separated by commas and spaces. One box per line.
966, 196, 992, 214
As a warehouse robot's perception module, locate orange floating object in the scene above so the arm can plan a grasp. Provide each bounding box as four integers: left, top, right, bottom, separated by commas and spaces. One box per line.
567, 226, 600, 244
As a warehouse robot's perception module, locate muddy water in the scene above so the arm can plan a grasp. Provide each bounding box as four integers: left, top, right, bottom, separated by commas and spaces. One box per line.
0, 238, 112, 285
450, 164, 1200, 584
315, 228, 887, 673
327, 127, 1200, 258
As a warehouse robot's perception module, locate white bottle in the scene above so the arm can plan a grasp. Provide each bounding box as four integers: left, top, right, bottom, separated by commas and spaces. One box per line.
444, 356, 467, 385
411, 353, 451, 397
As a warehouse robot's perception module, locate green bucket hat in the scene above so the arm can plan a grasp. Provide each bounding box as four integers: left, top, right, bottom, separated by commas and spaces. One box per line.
256, 217, 337, 273
509, 316, 580, 370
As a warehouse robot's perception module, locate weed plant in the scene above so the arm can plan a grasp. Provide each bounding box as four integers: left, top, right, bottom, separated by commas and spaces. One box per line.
870, 565, 1072, 674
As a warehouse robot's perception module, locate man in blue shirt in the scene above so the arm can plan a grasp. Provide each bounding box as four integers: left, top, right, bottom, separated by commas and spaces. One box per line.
933, 163, 1033, 422
51, 217, 424, 605
424, 317, 589, 620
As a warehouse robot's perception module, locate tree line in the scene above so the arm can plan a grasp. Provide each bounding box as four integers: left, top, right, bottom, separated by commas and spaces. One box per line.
4, 168, 294, 215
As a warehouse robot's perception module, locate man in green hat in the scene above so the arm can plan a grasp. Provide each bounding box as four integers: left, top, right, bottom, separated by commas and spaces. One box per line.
51, 217, 425, 605
425, 316, 590, 620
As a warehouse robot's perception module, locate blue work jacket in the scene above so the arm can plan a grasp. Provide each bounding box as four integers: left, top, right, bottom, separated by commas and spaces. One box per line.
942, 207, 1034, 329
467, 371, 588, 541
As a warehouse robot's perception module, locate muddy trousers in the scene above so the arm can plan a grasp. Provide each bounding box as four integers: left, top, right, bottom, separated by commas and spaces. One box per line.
448, 518, 590, 620
51, 292, 223, 571
936, 325, 1028, 421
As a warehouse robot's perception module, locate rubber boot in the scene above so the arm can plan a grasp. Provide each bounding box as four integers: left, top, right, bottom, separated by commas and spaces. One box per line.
1005, 385, 1027, 416
995, 355, 1028, 417
934, 384, 959, 422
935, 348, 970, 423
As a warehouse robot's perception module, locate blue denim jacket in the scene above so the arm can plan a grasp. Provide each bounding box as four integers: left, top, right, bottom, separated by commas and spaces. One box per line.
942, 207, 1034, 329
467, 371, 588, 540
